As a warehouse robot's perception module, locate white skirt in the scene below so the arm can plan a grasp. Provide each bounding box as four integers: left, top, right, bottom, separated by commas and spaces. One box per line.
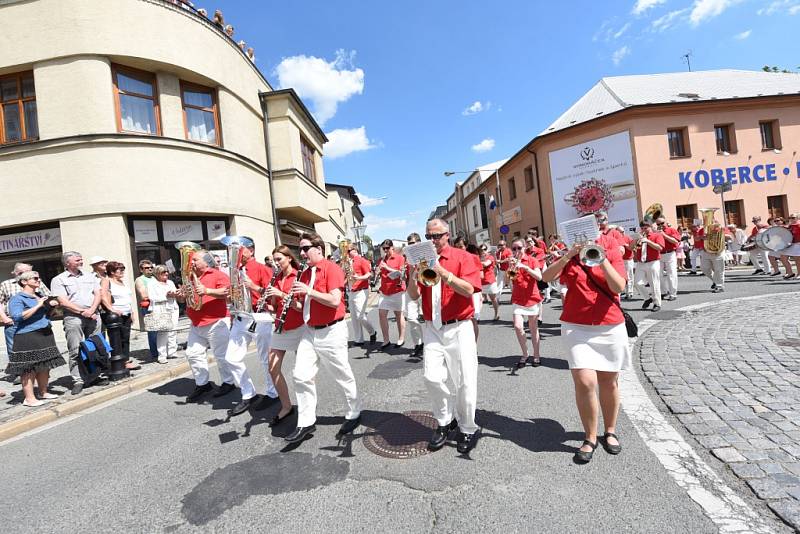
270, 327, 302, 352
472, 293, 483, 318
378, 292, 404, 312
512, 303, 541, 316
481, 282, 499, 295
780, 243, 800, 256
561, 322, 631, 372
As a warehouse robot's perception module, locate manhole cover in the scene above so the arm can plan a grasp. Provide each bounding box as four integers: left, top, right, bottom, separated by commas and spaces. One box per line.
363, 410, 437, 459
776, 339, 800, 348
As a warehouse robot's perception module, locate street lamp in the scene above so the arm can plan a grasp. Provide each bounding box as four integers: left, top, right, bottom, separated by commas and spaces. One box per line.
352, 223, 367, 255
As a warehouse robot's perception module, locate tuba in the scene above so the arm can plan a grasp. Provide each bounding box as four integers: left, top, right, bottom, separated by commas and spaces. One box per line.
175, 241, 202, 311
338, 240, 354, 284
220, 235, 253, 315
643, 203, 663, 224
699, 208, 725, 254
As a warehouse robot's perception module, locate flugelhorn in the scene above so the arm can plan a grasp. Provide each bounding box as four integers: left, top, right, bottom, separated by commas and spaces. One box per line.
175, 241, 202, 311
220, 235, 254, 316
417, 259, 440, 287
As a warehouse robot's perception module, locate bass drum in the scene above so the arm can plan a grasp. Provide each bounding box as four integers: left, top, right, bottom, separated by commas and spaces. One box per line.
759, 227, 793, 252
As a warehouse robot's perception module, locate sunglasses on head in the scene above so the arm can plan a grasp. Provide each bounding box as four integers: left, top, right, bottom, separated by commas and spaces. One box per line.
424, 232, 447, 240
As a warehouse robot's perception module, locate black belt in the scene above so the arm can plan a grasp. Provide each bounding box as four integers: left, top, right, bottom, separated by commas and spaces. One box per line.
422, 318, 459, 326
311, 318, 344, 330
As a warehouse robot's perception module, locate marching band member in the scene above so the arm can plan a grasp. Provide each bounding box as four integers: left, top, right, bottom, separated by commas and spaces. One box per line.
346, 244, 377, 346
456, 238, 482, 340
178, 250, 235, 403
780, 213, 800, 279
508, 239, 543, 368
595, 211, 625, 256
285, 233, 361, 443
407, 219, 482, 455
634, 221, 664, 311
377, 239, 406, 350
697, 222, 726, 292
495, 240, 512, 296
620, 231, 635, 300
526, 228, 547, 252
688, 220, 704, 275
766, 217, 785, 276
547, 235, 568, 299
479, 244, 500, 321
541, 234, 629, 464
656, 217, 681, 301
748, 216, 772, 275
224, 239, 280, 417
403, 233, 424, 358
262, 245, 304, 427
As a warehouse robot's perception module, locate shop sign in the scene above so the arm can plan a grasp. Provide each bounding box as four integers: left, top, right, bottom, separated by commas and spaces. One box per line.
206, 220, 227, 241
162, 220, 203, 242
133, 220, 158, 243
0, 228, 61, 254
496, 206, 522, 227
474, 230, 490, 244
678, 162, 800, 190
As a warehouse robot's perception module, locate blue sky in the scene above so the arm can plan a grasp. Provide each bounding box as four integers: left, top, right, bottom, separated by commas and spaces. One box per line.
218, 0, 798, 242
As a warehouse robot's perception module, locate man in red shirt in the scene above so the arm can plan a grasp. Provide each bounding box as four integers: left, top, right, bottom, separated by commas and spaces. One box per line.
748, 216, 772, 275
377, 239, 406, 350
656, 217, 681, 301
633, 221, 664, 311
594, 211, 626, 257
526, 228, 547, 253
346, 244, 377, 346
407, 219, 482, 455
222, 237, 280, 417
286, 233, 361, 443
689, 221, 705, 275
495, 240, 512, 297
179, 249, 234, 403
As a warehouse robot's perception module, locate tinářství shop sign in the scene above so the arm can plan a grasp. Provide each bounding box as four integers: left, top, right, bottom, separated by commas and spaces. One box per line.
0, 228, 62, 254
678, 162, 800, 189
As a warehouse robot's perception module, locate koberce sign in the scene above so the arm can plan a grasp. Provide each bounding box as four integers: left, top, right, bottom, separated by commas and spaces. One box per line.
679, 162, 800, 190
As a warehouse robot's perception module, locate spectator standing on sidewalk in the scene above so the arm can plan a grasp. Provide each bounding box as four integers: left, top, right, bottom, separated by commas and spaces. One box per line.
134, 260, 159, 361
49, 251, 103, 395
148, 265, 179, 363
0, 263, 51, 357
102, 262, 140, 371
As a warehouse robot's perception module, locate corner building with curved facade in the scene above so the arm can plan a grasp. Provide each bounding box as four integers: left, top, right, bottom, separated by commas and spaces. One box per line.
0, 0, 329, 285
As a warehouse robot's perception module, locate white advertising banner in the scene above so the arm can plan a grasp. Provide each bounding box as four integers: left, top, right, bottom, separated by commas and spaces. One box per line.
162, 220, 203, 242
549, 131, 638, 232
205, 220, 226, 241
0, 228, 61, 254
133, 220, 158, 243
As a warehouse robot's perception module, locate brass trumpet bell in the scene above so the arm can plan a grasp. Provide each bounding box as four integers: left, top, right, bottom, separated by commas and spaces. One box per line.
417, 259, 440, 287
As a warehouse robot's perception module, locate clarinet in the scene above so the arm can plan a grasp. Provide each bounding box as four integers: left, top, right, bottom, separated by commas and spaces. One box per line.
248, 267, 281, 333
275, 259, 307, 334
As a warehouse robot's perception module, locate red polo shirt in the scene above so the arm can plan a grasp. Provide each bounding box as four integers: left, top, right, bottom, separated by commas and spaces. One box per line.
349, 256, 371, 291
660, 226, 681, 253
271, 268, 302, 332
559, 243, 626, 326
511, 255, 542, 307
186, 268, 230, 327
621, 234, 634, 261
790, 222, 800, 243
471, 253, 482, 285
243, 260, 273, 308
481, 255, 496, 285
635, 232, 665, 263
692, 228, 705, 250
497, 248, 512, 271
419, 245, 481, 323
751, 224, 768, 237
379, 253, 406, 296
299, 259, 346, 326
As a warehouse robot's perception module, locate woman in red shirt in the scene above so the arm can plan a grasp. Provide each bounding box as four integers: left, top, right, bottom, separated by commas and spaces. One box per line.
509, 240, 543, 368
263, 245, 304, 426
479, 245, 500, 320
779, 213, 800, 279
542, 239, 629, 464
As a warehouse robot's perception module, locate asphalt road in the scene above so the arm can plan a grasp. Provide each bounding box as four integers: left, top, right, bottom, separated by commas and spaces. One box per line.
2, 269, 797, 533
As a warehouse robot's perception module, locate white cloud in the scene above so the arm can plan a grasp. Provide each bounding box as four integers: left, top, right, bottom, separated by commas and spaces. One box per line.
734, 29, 752, 39
651, 8, 688, 31
757, 0, 800, 15
689, 0, 741, 26
462, 100, 492, 116
356, 192, 386, 207
273, 49, 364, 127
632, 0, 667, 15
613, 22, 632, 39
612, 45, 631, 66
471, 138, 495, 153
363, 214, 410, 236
790, 4, 800, 14
324, 126, 377, 159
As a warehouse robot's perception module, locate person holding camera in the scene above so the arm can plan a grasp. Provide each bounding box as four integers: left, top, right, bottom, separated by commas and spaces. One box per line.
5, 271, 66, 407
101, 261, 140, 371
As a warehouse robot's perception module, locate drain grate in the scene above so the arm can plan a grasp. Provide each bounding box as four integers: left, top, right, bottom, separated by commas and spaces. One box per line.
776, 339, 800, 348
363, 411, 437, 459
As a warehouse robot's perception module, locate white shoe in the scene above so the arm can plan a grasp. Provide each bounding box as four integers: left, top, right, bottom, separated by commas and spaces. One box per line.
158, 358, 168, 364
39, 393, 58, 400
22, 399, 47, 407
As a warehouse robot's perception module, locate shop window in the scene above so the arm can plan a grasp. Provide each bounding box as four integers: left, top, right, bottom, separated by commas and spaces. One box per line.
507, 177, 517, 201
767, 195, 787, 220
667, 128, 689, 158
714, 124, 736, 154
301, 135, 316, 181
0, 71, 38, 145
112, 65, 161, 135
524, 166, 535, 191
759, 120, 781, 150
675, 204, 696, 230
181, 82, 220, 146
724, 199, 743, 227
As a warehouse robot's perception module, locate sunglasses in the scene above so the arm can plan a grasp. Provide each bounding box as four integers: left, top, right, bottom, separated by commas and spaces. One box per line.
299, 245, 315, 253
29, 276, 40, 281
143, 266, 153, 270
424, 232, 448, 240
511, 247, 522, 251
382, 246, 391, 250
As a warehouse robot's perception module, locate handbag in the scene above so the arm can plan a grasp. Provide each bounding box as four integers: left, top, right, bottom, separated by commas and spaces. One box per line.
143, 303, 175, 332
579, 264, 638, 338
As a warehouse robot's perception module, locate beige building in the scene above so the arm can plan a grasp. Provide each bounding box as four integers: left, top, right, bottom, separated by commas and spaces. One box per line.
0, 0, 331, 287
314, 183, 365, 255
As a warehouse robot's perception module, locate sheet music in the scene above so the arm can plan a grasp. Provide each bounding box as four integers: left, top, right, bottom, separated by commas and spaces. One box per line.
559, 215, 600, 247
165, 259, 176, 273
404, 241, 437, 266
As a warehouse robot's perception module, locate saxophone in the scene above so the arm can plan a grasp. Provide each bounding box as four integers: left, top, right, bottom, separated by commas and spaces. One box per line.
275, 259, 307, 334
220, 235, 254, 315
175, 241, 202, 311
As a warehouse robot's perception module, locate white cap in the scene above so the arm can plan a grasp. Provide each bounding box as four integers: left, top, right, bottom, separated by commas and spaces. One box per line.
89, 255, 107, 265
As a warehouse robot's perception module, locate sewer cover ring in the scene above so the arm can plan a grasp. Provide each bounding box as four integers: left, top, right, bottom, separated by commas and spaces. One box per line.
363, 410, 438, 459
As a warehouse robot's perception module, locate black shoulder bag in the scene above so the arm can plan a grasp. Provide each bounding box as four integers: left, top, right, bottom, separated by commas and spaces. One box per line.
578, 264, 638, 338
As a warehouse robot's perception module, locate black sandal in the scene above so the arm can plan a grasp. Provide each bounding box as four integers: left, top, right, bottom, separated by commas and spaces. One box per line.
516, 358, 527, 369
269, 406, 295, 427
530, 357, 541, 367
573, 439, 598, 463
601, 432, 622, 455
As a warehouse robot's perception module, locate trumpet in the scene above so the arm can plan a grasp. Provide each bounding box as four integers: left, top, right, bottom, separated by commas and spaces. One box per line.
579, 243, 606, 267
416, 259, 440, 287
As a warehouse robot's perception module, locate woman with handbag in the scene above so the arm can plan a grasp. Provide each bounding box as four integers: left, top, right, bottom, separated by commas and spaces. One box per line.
542, 235, 630, 464
101, 261, 140, 371
148, 265, 179, 364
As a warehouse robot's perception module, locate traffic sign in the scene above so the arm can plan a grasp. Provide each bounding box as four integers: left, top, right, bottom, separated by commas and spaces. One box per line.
713, 183, 732, 194
499, 225, 509, 235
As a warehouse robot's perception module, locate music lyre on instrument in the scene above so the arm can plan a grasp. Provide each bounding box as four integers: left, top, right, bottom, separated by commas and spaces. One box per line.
175, 241, 203, 311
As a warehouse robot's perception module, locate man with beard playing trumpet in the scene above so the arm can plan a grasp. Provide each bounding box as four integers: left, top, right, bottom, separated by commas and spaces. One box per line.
407, 219, 482, 455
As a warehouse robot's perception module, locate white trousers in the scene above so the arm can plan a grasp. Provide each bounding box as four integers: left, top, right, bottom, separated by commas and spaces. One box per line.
404, 296, 423, 346
751, 249, 772, 273
623, 259, 635, 296
155, 309, 179, 362
422, 320, 478, 435
185, 318, 232, 387
701, 251, 725, 287
689, 248, 702, 272
224, 315, 278, 400
660, 251, 678, 298
294, 321, 361, 427
348, 289, 375, 343
496, 271, 507, 294
635, 260, 662, 306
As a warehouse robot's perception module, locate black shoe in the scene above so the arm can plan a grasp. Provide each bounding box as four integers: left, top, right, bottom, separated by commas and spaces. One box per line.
380, 342, 391, 351
369, 332, 377, 344
228, 397, 255, 417
601, 432, 622, 455
186, 383, 213, 403
71, 382, 84, 395
752, 269, 764, 275
529, 357, 541, 367
710, 283, 717, 290
428, 419, 458, 451
269, 406, 296, 427
412, 344, 423, 358
573, 440, 598, 463
284, 424, 316, 443
651, 305, 661, 312
641, 298, 652, 310
253, 394, 279, 411
337, 415, 361, 437
456, 431, 478, 454
213, 382, 237, 398
95, 377, 110, 386
771, 271, 782, 276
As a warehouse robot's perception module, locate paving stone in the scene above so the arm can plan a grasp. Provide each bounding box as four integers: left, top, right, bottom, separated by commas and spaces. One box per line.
768, 500, 800, 530
772, 473, 800, 487
712, 447, 748, 463
729, 462, 765, 479
696, 435, 728, 449
757, 462, 786, 475
787, 486, 800, 501
743, 450, 771, 461
748, 478, 789, 499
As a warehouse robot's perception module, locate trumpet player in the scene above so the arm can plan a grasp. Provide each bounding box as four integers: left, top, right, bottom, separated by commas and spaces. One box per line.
479, 244, 500, 321
403, 233, 424, 358
495, 240, 512, 297
656, 218, 681, 301
508, 239, 543, 368
346, 244, 377, 346
377, 239, 407, 350
633, 221, 664, 312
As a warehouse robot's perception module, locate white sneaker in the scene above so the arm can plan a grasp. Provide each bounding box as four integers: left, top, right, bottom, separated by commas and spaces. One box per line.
22, 399, 47, 407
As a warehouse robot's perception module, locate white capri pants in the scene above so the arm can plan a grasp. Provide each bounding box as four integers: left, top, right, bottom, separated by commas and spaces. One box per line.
404, 296, 423, 347
224, 315, 278, 400
185, 317, 232, 387
348, 288, 375, 343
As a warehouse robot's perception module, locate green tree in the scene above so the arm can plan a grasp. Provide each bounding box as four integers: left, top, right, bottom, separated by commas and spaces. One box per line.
362, 234, 374, 260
